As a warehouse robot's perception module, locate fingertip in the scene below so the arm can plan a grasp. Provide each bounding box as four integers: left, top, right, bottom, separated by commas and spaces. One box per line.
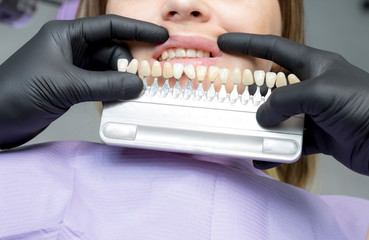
256, 100, 286, 127
122, 17, 169, 44
217, 33, 248, 54
83, 15, 169, 44
253, 160, 281, 170
153, 26, 170, 44
85, 70, 143, 101
255, 104, 270, 127
217, 34, 225, 46
121, 74, 143, 99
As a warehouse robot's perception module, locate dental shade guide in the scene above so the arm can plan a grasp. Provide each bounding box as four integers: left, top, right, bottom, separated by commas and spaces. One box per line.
126, 59, 138, 75
150, 61, 162, 97
207, 66, 218, 102
230, 68, 241, 104
138, 60, 150, 91
265, 72, 277, 100
241, 69, 253, 105
161, 62, 173, 97
253, 70, 265, 106
100, 58, 304, 164
218, 68, 229, 103
195, 66, 206, 100
172, 63, 183, 98
183, 64, 195, 100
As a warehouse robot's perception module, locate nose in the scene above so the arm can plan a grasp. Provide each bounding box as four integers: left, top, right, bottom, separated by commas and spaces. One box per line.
161, 0, 211, 23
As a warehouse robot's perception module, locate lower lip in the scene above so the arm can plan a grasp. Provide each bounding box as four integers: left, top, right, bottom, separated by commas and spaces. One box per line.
153, 57, 220, 68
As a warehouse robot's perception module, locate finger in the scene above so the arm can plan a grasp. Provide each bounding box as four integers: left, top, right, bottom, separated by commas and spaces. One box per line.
302, 116, 325, 156
69, 68, 143, 105
301, 116, 343, 157
88, 42, 133, 71
252, 160, 281, 170
217, 33, 317, 78
256, 80, 313, 127
71, 15, 169, 44
303, 116, 363, 174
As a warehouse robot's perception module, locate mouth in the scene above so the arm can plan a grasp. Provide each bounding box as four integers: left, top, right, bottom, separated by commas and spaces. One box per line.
152, 35, 221, 65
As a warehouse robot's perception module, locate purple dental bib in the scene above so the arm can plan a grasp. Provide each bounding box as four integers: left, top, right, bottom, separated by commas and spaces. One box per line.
0, 141, 368, 239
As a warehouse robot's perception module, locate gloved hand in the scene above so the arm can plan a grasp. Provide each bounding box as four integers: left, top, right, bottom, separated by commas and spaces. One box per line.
0, 15, 168, 149
218, 33, 369, 176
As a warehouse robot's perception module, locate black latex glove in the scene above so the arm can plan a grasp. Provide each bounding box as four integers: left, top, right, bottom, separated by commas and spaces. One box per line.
0, 15, 168, 149
218, 33, 369, 176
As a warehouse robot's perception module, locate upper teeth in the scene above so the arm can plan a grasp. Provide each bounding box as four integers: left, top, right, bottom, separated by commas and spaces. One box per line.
159, 48, 211, 61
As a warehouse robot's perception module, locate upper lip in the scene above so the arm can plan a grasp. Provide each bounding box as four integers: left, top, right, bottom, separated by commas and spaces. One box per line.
152, 35, 222, 60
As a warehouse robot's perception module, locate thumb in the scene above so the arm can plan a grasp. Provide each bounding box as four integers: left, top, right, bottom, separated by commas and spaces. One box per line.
86, 41, 133, 71
256, 79, 316, 127
70, 68, 143, 104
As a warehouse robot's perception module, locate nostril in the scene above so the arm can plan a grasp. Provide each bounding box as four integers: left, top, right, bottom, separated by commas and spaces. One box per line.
169, 11, 177, 16
191, 11, 200, 17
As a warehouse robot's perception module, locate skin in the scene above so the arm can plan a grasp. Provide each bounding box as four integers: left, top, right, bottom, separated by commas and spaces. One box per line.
106, 0, 282, 90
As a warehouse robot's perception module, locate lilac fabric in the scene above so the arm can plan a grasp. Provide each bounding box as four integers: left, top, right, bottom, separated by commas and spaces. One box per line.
0, 141, 368, 239
56, 0, 79, 21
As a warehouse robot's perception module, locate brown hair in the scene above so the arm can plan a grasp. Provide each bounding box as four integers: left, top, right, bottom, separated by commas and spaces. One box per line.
279, 0, 305, 44
76, 0, 315, 189
75, 0, 107, 18
266, 0, 316, 190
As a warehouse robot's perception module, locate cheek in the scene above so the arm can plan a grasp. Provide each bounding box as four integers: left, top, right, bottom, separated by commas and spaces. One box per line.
218, 1, 282, 36
106, 1, 138, 16
215, 0, 281, 71
106, 0, 160, 23
106, 0, 159, 60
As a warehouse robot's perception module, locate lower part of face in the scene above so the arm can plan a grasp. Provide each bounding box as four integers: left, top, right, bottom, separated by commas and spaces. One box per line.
107, 0, 282, 90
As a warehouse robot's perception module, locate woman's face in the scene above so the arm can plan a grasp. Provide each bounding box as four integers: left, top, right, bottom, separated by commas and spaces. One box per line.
106, 0, 282, 84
